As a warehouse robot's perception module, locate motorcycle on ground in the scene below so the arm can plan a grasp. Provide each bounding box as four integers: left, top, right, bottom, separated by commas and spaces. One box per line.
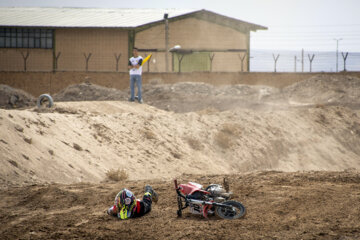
174, 179, 246, 220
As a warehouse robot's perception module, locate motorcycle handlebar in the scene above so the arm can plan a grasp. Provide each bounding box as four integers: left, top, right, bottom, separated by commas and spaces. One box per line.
174, 179, 187, 199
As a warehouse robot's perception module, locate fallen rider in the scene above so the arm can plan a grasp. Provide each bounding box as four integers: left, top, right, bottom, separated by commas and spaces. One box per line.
107, 185, 158, 219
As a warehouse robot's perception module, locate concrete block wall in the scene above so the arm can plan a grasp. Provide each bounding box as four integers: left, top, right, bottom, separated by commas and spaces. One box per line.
0, 29, 129, 72
1, 71, 359, 98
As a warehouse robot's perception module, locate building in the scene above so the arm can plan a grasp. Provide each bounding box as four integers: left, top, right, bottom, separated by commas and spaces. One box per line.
0, 8, 267, 73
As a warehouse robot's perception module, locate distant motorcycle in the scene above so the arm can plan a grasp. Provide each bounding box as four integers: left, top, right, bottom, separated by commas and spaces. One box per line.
174, 179, 246, 220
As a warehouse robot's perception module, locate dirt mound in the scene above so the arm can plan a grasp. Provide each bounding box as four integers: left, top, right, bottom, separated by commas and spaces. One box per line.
1, 171, 359, 239
53, 82, 128, 102
1, 100, 359, 186
281, 74, 360, 107
51, 81, 279, 112
2, 74, 359, 113
0, 84, 36, 109
42, 74, 360, 113
143, 82, 279, 112
144, 75, 360, 112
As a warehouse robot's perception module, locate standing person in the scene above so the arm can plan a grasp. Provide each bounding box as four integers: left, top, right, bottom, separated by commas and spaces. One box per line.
128, 47, 143, 103
107, 185, 158, 220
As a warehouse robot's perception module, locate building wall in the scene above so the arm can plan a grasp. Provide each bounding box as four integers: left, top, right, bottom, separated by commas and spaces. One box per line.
0, 18, 250, 73
2, 71, 359, 98
0, 48, 53, 71
135, 17, 249, 72
55, 28, 129, 72
0, 28, 129, 72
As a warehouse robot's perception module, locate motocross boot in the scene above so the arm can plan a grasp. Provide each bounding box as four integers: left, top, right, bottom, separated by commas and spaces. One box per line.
145, 185, 158, 203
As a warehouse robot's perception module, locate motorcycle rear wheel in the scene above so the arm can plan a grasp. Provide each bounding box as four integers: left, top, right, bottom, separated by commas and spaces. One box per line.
215, 200, 246, 220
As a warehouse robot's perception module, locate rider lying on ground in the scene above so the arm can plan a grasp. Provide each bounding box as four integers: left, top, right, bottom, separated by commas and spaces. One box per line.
107, 185, 158, 219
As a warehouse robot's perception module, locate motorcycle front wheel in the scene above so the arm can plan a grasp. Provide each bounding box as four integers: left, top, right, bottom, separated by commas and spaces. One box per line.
215, 200, 246, 220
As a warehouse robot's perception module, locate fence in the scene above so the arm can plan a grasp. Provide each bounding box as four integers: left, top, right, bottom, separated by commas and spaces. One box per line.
1, 48, 360, 73
250, 49, 360, 72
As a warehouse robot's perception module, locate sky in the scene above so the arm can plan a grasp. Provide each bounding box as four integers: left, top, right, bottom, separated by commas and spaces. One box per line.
1, 0, 360, 52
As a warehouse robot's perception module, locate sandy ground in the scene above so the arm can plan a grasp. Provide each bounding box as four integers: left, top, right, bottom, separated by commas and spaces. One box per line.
1, 172, 359, 239
0, 74, 360, 239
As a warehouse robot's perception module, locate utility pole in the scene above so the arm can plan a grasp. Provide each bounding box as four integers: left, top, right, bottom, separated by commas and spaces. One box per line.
301, 49, 304, 72
164, 13, 169, 72
334, 38, 342, 72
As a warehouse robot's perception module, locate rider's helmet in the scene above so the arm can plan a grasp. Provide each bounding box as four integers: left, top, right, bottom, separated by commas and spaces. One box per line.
114, 188, 136, 219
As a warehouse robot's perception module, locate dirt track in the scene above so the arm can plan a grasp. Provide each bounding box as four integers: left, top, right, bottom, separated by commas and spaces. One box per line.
1, 171, 360, 240
1, 74, 360, 239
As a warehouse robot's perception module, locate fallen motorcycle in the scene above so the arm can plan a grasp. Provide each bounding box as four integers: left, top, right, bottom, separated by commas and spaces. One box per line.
174, 179, 246, 220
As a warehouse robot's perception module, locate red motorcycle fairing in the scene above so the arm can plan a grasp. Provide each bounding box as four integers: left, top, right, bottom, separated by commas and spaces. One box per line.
178, 182, 210, 197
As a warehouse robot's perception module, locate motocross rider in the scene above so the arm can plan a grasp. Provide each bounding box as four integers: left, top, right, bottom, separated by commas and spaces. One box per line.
107, 185, 158, 219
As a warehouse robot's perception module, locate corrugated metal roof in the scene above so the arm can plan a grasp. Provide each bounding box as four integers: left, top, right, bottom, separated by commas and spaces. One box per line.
0, 7, 198, 28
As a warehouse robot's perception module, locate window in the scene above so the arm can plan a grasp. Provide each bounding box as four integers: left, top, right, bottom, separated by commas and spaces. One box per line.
0, 28, 53, 49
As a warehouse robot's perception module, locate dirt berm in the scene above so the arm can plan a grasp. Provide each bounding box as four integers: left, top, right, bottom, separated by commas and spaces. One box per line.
0, 74, 359, 239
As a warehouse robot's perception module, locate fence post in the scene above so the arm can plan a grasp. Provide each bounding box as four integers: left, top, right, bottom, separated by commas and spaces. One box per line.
209, 53, 215, 72
341, 52, 349, 71
114, 53, 121, 72
53, 52, 61, 72
20, 51, 30, 72
177, 53, 184, 73
83, 53, 92, 71
308, 54, 315, 72
238, 53, 247, 72
272, 53, 280, 72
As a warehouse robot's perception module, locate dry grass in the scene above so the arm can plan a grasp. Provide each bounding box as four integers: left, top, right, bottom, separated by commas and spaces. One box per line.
143, 129, 156, 140
186, 137, 203, 150
221, 123, 241, 135
106, 168, 129, 182
316, 113, 329, 125
215, 132, 232, 149
73, 143, 83, 151
215, 123, 241, 149
315, 103, 325, 108
171, 151, 182, 159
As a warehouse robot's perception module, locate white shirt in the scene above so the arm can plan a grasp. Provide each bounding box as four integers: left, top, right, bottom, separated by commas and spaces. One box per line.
128, 56, 143, 75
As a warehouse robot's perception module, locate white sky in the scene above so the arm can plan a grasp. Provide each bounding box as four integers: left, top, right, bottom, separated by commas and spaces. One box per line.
1, 0, 360, 52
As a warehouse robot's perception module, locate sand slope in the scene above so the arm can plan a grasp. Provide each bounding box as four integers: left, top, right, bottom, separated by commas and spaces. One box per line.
1, 74, 360, 185
1, 100, 359, 185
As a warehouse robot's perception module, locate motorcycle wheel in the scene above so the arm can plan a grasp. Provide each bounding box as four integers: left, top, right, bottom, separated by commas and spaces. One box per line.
215, 200, 246, 220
